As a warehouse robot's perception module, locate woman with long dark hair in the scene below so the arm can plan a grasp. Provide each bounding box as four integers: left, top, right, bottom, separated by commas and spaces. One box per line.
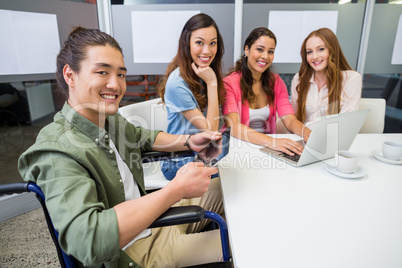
159, 13, 225, 179
223, 27, 309, 156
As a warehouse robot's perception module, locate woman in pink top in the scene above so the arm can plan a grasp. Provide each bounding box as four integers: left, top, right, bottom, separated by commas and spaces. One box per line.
223, 27, 310, 155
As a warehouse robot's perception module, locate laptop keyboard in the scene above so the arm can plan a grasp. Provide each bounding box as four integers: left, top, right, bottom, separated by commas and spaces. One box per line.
260, 140, 304, 165
280, 152, 300, 162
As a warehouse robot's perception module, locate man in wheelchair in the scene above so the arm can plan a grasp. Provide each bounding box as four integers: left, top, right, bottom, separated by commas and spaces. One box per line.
18, 27, 225, 268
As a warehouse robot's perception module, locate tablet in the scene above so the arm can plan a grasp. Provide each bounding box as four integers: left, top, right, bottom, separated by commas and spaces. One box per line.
194, 128, 231, 167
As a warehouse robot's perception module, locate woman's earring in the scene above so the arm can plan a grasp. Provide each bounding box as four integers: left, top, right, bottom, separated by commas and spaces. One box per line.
244, 54, 247, 58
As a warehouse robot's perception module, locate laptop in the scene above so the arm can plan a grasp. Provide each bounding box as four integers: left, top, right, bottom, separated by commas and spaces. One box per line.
259, 109, 369, 167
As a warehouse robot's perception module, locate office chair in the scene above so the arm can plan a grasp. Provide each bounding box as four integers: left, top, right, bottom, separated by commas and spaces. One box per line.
359, 98, 386, 133
119, 97, 168, 131
0, 182, 231, 268
277, 98, 387, 134
119, 97, 179, 190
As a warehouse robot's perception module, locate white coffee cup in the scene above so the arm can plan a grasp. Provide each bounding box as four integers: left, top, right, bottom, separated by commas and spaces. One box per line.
335, 150, 359, 174
382, 141, 402, 161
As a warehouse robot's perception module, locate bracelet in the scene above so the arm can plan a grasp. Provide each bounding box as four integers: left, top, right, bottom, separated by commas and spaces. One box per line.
184, 134, 194, 151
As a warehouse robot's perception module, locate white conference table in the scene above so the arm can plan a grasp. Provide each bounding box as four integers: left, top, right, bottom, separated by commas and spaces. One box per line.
218, 133, 402, 268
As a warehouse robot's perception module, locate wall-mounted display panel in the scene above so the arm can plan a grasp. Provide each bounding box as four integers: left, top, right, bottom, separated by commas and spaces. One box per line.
112, 4, 235, 75
268, 10, 338, 63
131, 10, 200, 63
392, 14, 402, 65
0, 0, 98, 83
242, 3, 365, 74
0, 10, 60, 76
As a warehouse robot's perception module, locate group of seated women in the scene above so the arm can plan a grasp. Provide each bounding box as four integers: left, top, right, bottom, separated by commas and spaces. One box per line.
158, 13, 362, 180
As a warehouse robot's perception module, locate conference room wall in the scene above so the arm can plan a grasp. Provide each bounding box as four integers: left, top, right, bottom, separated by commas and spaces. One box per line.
238, 1, 400, 132
242, 3, 365, 74
0, 0, 98, 83
0, 0, 400, 132
364, 3, 402, 74
111, 3, 235, 75
362, 2, 402, 132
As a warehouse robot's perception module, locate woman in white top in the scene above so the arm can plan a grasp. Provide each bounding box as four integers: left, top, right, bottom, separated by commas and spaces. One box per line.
291, 28, 362, 127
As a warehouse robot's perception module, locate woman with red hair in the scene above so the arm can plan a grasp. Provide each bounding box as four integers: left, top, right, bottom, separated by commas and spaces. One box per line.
291, 28, 362, 127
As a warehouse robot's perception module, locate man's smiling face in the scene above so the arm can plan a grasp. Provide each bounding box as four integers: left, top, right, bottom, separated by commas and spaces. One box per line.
65, 44, 127, 127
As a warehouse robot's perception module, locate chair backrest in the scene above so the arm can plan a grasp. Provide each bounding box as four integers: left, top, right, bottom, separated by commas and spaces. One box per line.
359, 98, 386, 133
119, 98, 170, 190
119, 98, 168, 132
0, 182, 77, 268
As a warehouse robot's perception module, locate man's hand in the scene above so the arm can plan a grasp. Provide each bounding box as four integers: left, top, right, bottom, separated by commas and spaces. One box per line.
173, 162, 218, 199
187, 131, 222, 152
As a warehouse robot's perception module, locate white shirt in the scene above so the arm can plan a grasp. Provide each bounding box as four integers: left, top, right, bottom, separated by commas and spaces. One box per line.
249, 105, 270, 133
291, 70, 362, 127
109, 139, 151, 250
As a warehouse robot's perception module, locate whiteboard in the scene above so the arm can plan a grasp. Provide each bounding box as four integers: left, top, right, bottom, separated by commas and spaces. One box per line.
0, 9, 60, 75
391, 14, 402, 65
131, 10, 200, 63
268, 10, 338, 63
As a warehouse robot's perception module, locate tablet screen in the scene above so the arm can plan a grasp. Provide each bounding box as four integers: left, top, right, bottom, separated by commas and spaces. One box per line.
194, 128, 231, 167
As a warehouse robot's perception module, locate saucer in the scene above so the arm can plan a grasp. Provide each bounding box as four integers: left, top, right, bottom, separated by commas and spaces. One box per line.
371, 149, 402, 165
324, 163, 367, 178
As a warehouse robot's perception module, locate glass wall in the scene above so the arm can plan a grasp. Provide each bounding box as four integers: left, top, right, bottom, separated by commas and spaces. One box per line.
363, 1, 402, 132
110, 0, 235, 104
240, 0, 401, 133
0, 0, 98, 184
1, 0, 401, 185
242, 0, 366, 95
111, 0, 235, 75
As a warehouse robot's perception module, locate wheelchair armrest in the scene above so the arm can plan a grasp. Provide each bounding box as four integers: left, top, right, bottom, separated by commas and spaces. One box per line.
148, 205, 205, 228
142, 150, 194, 163
0, 182, 29, 195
